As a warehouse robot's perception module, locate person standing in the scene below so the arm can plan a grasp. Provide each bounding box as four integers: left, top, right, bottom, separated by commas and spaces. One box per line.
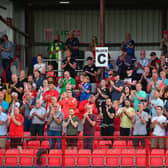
82, 104, 97, 151
29, 100, 46, 136
0, 34, 14, 82
151, 106, 167, 149
132, 103, 148, 148
47, 103, 64, 149
0, 105, 8, 149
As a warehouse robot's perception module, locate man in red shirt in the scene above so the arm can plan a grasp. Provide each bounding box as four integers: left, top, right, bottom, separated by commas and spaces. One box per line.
43, 81, 59, 109
59, 89, 77, 119
78, 95, 98, 120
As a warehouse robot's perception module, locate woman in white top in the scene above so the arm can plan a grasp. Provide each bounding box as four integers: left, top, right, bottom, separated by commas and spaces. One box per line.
33, 54, 46, 75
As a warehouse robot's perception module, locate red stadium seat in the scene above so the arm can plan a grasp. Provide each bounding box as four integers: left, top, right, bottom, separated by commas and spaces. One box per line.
150, 149, 164, 167
98, 140, 112, 149
64, 149, 77, 167
77, 149, 91, 167
120, 149, 135, 167
4, 149, 19, 167
19, 149, 33, 167
106, 149, 121, 167
91, 149, 106, 167
27, 140, 40, 149
164, 150, 168, 166
0, 149, 5, 167
41, 140, 50, 149
113, 140, 126, 148
136, 149, 146, 167
48, 149, 62, 167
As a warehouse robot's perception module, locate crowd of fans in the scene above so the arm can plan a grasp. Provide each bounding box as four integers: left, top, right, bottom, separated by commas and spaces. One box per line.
0, 31, 168, 152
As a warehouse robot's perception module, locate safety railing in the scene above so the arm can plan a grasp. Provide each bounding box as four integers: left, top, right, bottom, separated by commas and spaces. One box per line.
0, 56, 22, 83
0, 135, 168, 167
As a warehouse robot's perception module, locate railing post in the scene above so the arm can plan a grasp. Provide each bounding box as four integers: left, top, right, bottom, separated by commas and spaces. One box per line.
58, 51, 62, 77
145, 137, 150, 168
62, 135, 66, 167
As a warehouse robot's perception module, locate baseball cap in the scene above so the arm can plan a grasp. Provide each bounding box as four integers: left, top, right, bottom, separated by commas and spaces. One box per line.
127, 66, 134, 71
150, 52, 156, 56
122, 47, 127, 52
163, 30, 168, 34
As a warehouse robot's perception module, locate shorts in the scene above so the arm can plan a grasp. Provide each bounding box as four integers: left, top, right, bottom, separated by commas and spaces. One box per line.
66, 136, 78, 147
10, 138, 23, 148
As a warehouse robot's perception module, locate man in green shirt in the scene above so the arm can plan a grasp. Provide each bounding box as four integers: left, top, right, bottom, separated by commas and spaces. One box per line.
58, 71, 76, 96
64, 108, 80, 149
48, 35, 64, 70
132, 83, 147, 112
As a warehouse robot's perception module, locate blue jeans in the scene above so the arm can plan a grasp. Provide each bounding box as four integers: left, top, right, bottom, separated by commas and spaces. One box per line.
2, 59, 11, 82
24, 117, 32, 132
48, 130, 62, 149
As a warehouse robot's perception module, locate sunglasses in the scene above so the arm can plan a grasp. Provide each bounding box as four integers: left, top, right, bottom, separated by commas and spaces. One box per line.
108, 74, 112, 76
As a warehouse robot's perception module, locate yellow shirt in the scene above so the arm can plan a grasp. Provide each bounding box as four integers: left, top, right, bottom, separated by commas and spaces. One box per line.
120, 107, 135, 128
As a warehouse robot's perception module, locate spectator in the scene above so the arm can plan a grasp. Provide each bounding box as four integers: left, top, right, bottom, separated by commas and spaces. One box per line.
87, 35, 98, 52
96, 79, 111, 113
151, 106, 167, 149
33, 70, 43, 91
78, 95, 98, 120
121, 33, 136, 62
158, 55, 168, 74
110, 71, 124, 101
139, 66, 151, 92
33, 54, 46, 77
0, 34, 14, 82
132, 83, 147, 112
61, 48, 77, 78
136, 50, 149, 80
106, 70, 115, 92
64, 108, 80, 149
150, 90, 164, 118
113, 100, 121, 134
19, 70, 27, 86
83, 57, 97, 94
29, 100, 46, 136
46, 64, 56, 79
0, 105, 8, 149
48, 35, 64, 70
124, 66, 137, 89
79, 75, 91, 101
65, 32, 79, 59
163, 87, 168, 118
120, 86, 132, 107
0, 77, 6, 94
59, 89, 77, 119
133, 103, 148, 148
82, 104, 97, 151
24, 82, 36, 100
8, 92, 22, 115
116, 48, 132, 80
43, 81, 59, 109
20, 92, 35, 131
8, 106, 24, 150
117, 99, 135, 136
147, 69, 162, 99
149, 52, 161, 72
99, 98, 115, 139
37, 79, 49, 100
59, 71, 76, 96
160, 30, 168, 55
47, 103, 64, 149
9, 74, 24, 100
159, 71, 168, 88
0, 91, 9, 114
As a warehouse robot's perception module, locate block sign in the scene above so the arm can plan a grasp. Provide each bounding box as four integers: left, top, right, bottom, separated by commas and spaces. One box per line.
95, 47, 108, 67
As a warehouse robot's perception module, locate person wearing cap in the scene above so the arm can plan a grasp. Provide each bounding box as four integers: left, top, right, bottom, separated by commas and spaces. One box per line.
124, 65, 137, 90
148, 52, 161, 72
160, 30, 168, 55
110, 71, 124, 101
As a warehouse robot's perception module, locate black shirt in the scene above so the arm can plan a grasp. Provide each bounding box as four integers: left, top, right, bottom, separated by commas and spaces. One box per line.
102, 106, 115, 126
62, 57, 77, 78
124, 73, 137, 90
83, 64, 97, 83
9, 81, 24, 100
141, 75, 151, 92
